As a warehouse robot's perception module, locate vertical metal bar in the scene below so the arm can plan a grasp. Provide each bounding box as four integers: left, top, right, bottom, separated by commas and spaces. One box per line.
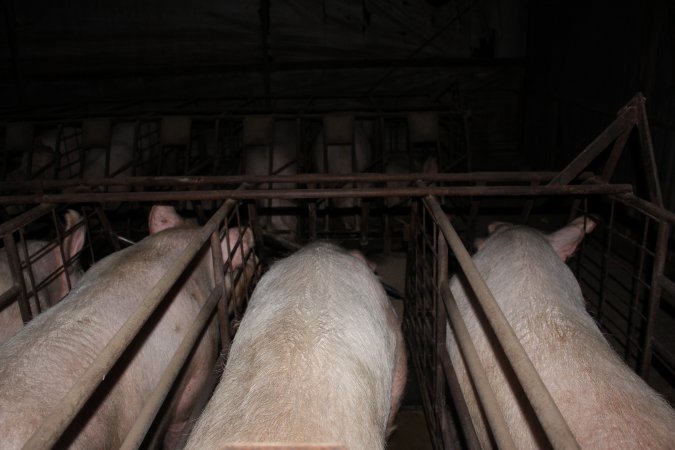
211, 230, 230, 352
19, 228, 41, 314
596, 201, 615, 324
626, 212, 649, 363
436, 230, 451, 448
634, 94, 664, 206
96, 206, 121, 252
638, 219, 670, 377
3, 233, 31, 322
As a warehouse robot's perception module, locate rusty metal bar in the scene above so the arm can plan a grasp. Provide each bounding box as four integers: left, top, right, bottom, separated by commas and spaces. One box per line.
440, 284, 517, 450
119, 284, 221, 450
21, 198, 238, 450
438, 338, 481, 450
211, 230, 229, 349
0, 171, 580, 190
0, 183, 633, 205
0, 285, 20, 309
633, 93, 664, 206
547, 106, 636, 186
435, 231, 457, 449
422, 193, 580, 450
3, 233, 32, 322
436, 231, 474, 450
638, 220, 670, 376
583, 177, 675, 224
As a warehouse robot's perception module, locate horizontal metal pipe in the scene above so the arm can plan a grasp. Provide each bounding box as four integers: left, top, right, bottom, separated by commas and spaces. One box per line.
440, 283, 517, 450
21, 198, 238, 450
0, 184, 633, 205
422, 194, 580, 450
583, 177, 675, 223
1, 171, 572, 190
119, 283, 221, 450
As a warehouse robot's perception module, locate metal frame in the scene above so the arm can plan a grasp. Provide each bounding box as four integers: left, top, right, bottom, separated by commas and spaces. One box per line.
404, 93, 674, 449
0, 93, 672, 449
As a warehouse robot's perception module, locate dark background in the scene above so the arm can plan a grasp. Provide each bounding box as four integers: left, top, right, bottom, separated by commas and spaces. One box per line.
0, 0, 672, 207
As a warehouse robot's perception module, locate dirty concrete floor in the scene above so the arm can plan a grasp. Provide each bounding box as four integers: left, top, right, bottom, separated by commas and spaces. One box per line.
372, 251, 434, 450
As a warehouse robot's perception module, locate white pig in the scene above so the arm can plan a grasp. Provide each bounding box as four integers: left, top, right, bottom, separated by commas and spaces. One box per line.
185, 242, 407, 450
446, 217, 675, 449
0, 206, 252, 449
0, 209, 85, 343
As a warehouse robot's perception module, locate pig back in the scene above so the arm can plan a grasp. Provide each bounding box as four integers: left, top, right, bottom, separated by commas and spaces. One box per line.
186, 242, 399, 450
0, 226, 218, 449
446, 225, 675, 449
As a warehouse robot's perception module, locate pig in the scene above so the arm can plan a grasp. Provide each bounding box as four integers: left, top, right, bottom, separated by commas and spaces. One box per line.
243, 121, 298, 240
312, 122, 373, 231
185, 242, 407, 450
0, 209, 86, 343
445, 217, 675, 449
0, 206, 253, 449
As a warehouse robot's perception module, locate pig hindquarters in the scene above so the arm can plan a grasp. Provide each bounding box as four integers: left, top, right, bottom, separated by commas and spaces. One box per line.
0, 206, 249, 449
185, 242, 406, 450
446, 218, 675, 449
0, 210, 86, 343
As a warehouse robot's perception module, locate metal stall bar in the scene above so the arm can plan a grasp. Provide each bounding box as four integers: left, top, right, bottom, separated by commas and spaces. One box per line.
439, 284, 517, 449
0, 183, 634, 206
21, 198, 239, 450
422, 194, 581, 450
119, 281, 222, 450
547, 102, 637, 187
633, 93, 663, 206
0, 170, 581, 190
0, 204, 58, 321
434, 231, 460, 449
639, 220, 671, 377
435, 231, 480, 450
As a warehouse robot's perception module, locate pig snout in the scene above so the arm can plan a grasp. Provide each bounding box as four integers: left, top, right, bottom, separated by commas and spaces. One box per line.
185, 242, 406, 450
446, 217, 675, 449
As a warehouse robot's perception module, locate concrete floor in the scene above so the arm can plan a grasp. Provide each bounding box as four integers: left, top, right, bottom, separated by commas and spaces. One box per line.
372, 251, 435, 450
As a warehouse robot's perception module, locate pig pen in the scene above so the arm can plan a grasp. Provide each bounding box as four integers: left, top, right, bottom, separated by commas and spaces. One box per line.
0, 93, 672, 449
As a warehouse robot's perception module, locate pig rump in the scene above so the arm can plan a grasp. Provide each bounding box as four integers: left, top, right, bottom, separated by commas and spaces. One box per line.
0, 203, 252, 449
445, 220, 675, 449
186, 242, 405, 450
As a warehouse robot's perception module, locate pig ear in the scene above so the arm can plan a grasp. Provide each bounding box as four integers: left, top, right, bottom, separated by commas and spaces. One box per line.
222, 227, 254, 269
348, 249, 378, 272
546, 216, 597, 262
149, 206, 184, 234
487, 221, 508, 234
62, 210, 86, 259
49, 210, 86, 300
